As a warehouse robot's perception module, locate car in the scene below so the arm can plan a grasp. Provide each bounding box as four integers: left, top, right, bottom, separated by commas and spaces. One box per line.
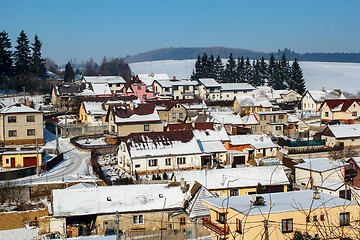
104, 227, 115, 236
328, 120, 340, 125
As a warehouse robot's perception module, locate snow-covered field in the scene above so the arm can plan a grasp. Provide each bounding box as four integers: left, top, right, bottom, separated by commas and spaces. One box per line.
0, 227, 38, 240
130, 60, 360, 93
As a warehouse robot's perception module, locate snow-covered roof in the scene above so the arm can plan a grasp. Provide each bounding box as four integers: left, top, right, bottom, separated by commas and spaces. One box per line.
91, 83, 111, 96
326, 124, 360, 139
198, 78, 221, 88
53, 184, 185, 217
242, 113, 260, 125
220, 83, 255, 91
229, 134, 278, 150
235, 95, 273, 108
0, 104, 42, 114
203, 190, 356, 216
110, 104, 160, 124
83, 101, 107, 115
175, 166, 289, 190
155, 79, 198, 88
83, 76, 126, 84
318, 179, 344, 191
137, 73, 170, 86
199, 141, 227, 153
211, 112, 244, 125
67, 183, 96, 189
295, 158, 345, 172
192, 126, 230, 142
307, 89, 346, 102
255, 111, 287, 115
124, 130, 202, 158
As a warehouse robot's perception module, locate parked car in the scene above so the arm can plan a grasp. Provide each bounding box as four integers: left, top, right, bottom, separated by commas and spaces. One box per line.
328, 120, 340, 125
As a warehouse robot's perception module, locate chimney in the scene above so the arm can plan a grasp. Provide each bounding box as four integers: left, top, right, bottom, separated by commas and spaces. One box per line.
26, 99, 30, 107
322, 87, 325, 92
253, 196, 265, 206
129, 103, 134, 110
173, 76, 176, 81
180, 177, 186, 190
99, 74, 101, 77
313, 190, 320, 200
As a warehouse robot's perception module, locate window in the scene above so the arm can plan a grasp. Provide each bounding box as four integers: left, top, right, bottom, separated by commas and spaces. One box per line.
144, 125, 149, 131
352, 111, 357, 117
179, 113, 183, 118
281, 219, 293, 233
142, 94, 147, 99
177, 157, 186, 164
313, 216, 318, 222
165, 158, 171, 166
109, 84, 113, 87
133, 215, 144, 224
8, 130, 16, 137
340, 212, 350, 226
137, 86, 141, 90
325, 112, 329, 117
111, 125, 115, 132
149, 159, 158, 167
306, 216, 310, 222
5, 159, 9, 164
180, 217, 186, 228
27, 116, 35, 122
135, 164, 140, 168
261, 126, 266, 131
279, 114, 284, 119
230, 189, 239, 196
251, 126, 257, 132
27, 129, 35, 136
236, 219, 242, 234
217, 212, 227, 224
260, 115, 266, 121
320, 215, 325, 221
172, 113, 176, 118
275, 126, 282, 131
8, 116, 16, 123
116, 83, 120, 87
173, 86, 178, 91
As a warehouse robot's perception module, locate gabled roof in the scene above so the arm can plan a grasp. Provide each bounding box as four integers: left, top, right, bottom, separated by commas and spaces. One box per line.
124, 130, 202, 158
109, 103, 160, 124
0, 104, 42, 114
174, 166, 289, 190
211, 112, 244, 125
229, 134, 278, 149
167, 122, 215, 131
304, 89, 346, 103
154, 79, 199, 88
322, 99, 360, 112
56, 84, 85, 95
53, 184, 185, 217
137, 73, 169, 86
220, 83, 255, 91
83, 101, 107, 115
235, 95, 273, 108
192, 125, 230, 142
323, 124, 360, 139
90, 83, 111, 95
242, 113, 260, 125
198, 78, 221, 88
82, 76, 126, 84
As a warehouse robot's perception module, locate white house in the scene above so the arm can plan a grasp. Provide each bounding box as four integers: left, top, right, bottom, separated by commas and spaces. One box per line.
153, 79, 200, 99
301, 89, 346, 114
197, 78, 222, 101
82, 76, 127, 96
321, 124, 360, 148
220, 83, 255, 100
136, 73, 169, 88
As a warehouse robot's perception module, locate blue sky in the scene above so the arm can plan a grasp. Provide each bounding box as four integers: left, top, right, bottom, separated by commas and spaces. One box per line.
1, 0, 359, 65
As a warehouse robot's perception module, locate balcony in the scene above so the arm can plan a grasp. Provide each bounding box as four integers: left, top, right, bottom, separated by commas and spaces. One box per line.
201, 217, 229, 236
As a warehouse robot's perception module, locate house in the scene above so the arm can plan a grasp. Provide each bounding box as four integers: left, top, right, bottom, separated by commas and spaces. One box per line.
197, 78, 221, 101
106, 103, 163, 138
301, 89, 346, 114
0, 104, 44, 146
153, 78, 200, 99
321, 124, 360, 148
320, 99, 360, 124
51, 84, 85, 111
78, 100, 107, 126
82, 76, 126, 96
146, 98, 207, 114
241, 112, 260, 133
294, 158, 345, 190
46, 71, 63, 86
262, 88, 302, 105
136, 73, 169, 88
117, 130, 207, 175
202, 190, 359, 240
233, 95, 273, 114
1, 149, 42, 168
145, 100, 188, 123
225, 134, 279, 162
51, 184, 189, 236
174, 166, 289, 197
120, 78, 155, 101
220, 83, 255, 100
210, 112, 246, 135
254, 111, 288, 136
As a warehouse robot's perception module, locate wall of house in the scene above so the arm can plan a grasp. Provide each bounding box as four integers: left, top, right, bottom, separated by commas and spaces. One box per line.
204, 201, 359, 240
301, 93, 319, 113
0, 208, 48, 231
295, 167, 344, 189
220, 90, 253, 101
0, 113, 44, 146
2, 153, 42, 168
78, 103, 87, 123
116, 122, 163, 138
95, 210, 187, 235
322, 135, 360, 148
168, 105, 187, 123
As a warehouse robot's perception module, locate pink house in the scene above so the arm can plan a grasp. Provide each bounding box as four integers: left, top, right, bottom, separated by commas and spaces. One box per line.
120, 78, 155, 101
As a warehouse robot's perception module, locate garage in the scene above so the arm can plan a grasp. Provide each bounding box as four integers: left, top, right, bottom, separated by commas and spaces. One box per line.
23, 156, 37, 167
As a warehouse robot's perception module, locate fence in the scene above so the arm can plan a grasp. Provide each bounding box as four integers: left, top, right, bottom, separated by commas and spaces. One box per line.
63, 124, 108, 138
0, 166, 36, 181
40, 153, 64, 173
284, 139, 326, 148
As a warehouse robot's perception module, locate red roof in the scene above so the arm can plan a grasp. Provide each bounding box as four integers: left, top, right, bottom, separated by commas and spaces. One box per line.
325, 99, 360, 112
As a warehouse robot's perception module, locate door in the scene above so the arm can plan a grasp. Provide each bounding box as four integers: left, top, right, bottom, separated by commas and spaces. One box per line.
23, 157, 37, 167
233, 156, 245, 165
10, 157, 15, 168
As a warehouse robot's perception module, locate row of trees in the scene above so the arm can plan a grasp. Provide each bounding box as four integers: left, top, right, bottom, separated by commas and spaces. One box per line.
191, 53, 306, 94
83, 57, 132, 81
0, 30, 47, 93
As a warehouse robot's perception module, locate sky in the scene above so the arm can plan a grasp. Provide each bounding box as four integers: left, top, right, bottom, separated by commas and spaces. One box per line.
1, 0, 360, 65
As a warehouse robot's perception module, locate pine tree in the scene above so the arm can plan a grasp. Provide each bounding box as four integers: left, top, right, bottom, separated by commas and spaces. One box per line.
224, 53, 237, 83
291, 58, 306, 94
267, 53, 278, 89
244, 57, 252, 82
64, 61, 75, 82
208, 54, 215, 79
0, 30, 13, 89
279, 53, 291, 89
13, 30, 31, 76
258, 57, 267, 86
249, 59, 261, 87
236, 57, 245, 83
191, 55, 202, 80
31, 35, 46, 79
201, 53, 209, 77
214, 55, 224, 82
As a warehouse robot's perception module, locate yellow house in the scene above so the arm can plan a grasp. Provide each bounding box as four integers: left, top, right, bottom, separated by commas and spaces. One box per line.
78, 101, 107, 126
1, 150, 42, 168
234, 96, 273, 114
202, 190, 359, 240
320, 99, 360, 124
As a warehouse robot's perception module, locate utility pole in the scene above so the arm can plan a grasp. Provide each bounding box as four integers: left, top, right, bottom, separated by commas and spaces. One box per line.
64, 112, 68, 137
115, 211, 119, 240
55, 122, 59, 155
36, 138, 39, 176
264, 219, 269, 240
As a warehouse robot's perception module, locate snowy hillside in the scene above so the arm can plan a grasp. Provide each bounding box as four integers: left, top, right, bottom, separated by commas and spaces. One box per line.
130, 60, 360, 93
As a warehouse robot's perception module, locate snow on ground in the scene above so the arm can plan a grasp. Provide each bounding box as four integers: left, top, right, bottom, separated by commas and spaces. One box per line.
77, 137, 107, 146
0, 227, 38, 240
68, 236, 115, 240
130, 60, 360, 93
